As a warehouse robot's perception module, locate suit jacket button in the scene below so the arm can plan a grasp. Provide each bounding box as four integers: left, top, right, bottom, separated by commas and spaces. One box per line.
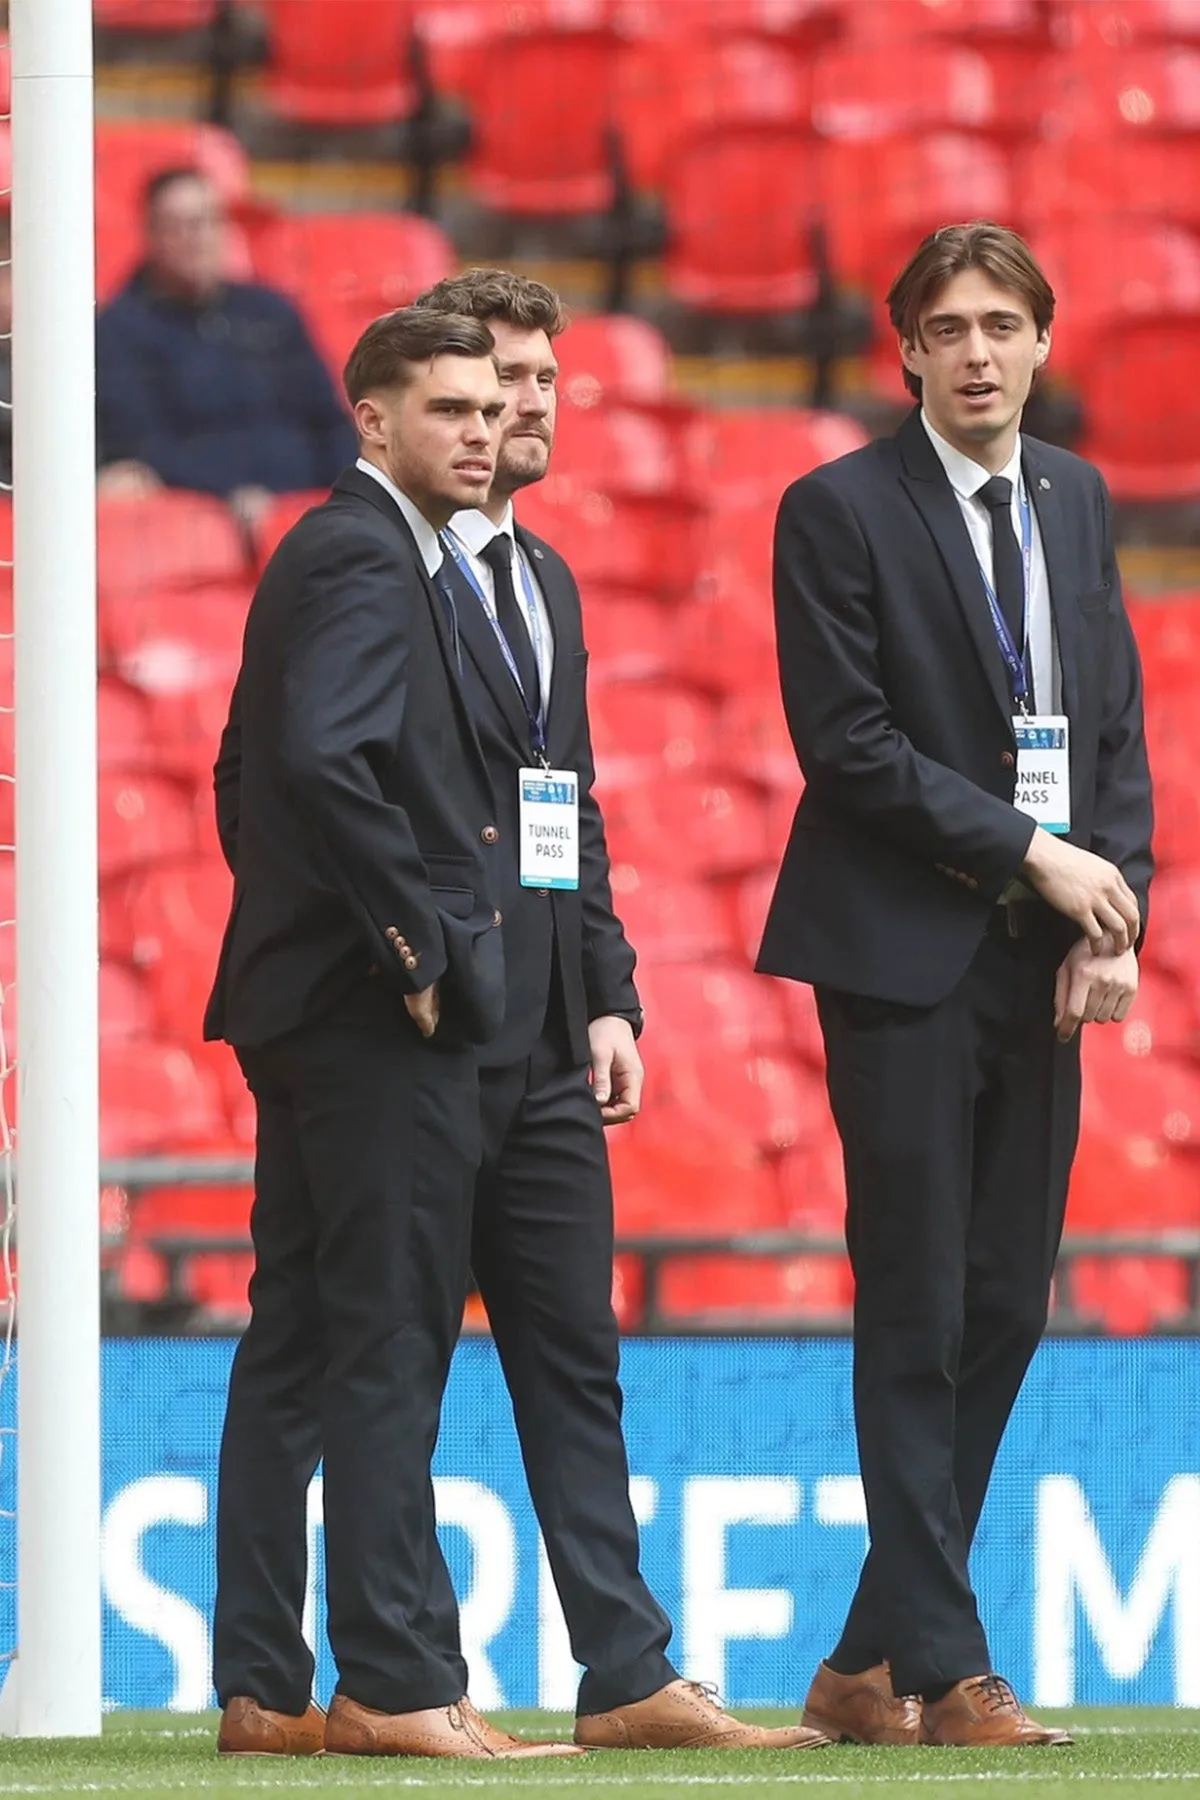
1000, 750, 1015, 768
404, 955, 418, 971
537, 888, 549, 898
493, 909, 503, 926
481, 825, 499, 844
385, 926, 399, 940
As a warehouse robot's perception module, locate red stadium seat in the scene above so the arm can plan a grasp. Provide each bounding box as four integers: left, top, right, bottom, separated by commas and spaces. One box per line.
1034, 220, 1200, 378
776, 1127, 845, 1230
606, 771, 772, 882
98, 773, 197, 880
98, 494, 248, 598
1081, 1030, 1200, 1162
101, 582, 248, 700
651, 1046, 831, 1156
552, 406, 691, 502
717, 689, 799, 793
1080, 319, 1200, 499
118, 1183, 252, 1320
636, 960, 792, 1059
1067, 1256, 1194, 1335
250, 211, 456, 375
672, 589, 779, 697
556, 315, 674, 409
98, 677, 158, 775
587, 681, 718, 789
699, 506, 776, 602
664, 128, 821, 312
1133, 592, 1200, 691
467, 13, 620, 213
95, 0, 219, 24
1068, 1129, 1200, 1235
99, 962, 158, 1046
811, 43, 1025, 140
100, 1037, 227, 1156
608, 1120, 784, 1235
121, 858, 233, 1043
685, 408, 869, 510
822, 133, 1014, 288
579, 589, 675, 685
253, 490, 328, 570
609, 871, 736, 964
1040, 45, 1200, 138
846, 0, 1047, 38
1057, 0, 1200, 50
658, 1252, 854, 1324
1111, 967, 1200, 1062
518, 480, 705, 596
1016, 137, 1200, 235
144, 677, 235, 790
260, 0, 417, 126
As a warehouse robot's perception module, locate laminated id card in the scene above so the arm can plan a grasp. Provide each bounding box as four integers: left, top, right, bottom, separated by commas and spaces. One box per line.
519, 768, 580, 889
1012, 715, 1071, 835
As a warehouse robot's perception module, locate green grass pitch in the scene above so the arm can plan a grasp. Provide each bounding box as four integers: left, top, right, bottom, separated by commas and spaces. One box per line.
1, 1711, 1199, 1799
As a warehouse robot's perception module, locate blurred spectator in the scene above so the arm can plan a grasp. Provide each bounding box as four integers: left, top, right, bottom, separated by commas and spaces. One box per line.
96, 169, 355, 532
1, 217, 11, 492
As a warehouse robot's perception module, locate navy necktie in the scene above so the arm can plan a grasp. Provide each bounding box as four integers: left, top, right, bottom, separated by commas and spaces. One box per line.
978, 475, 1024, 645
481, 534, 541, 720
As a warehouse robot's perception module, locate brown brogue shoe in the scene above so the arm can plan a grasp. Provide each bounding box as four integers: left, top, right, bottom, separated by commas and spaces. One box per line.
921, 1676, 1073, 1747
217, 1696, 326, 1756
802, 1661, 921, 1745
324, 1693, 585, 1758
575, 1679, 831, 1750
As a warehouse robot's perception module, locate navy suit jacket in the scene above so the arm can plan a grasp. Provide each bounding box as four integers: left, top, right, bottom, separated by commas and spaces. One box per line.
757, 408, 1154, 1005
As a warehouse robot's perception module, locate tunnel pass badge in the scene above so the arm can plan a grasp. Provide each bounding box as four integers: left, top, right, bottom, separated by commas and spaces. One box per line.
1012, 715, 1071, 836
519, 768, 580, 889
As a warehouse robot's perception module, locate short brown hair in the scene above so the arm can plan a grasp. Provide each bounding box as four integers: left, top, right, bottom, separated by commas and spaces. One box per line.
888, 221, 1055, 400
343, 307, 497, 406
412, 267, 567, 337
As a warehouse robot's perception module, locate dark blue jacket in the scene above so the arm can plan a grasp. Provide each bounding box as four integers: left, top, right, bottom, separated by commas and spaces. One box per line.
97, 269, 356, 498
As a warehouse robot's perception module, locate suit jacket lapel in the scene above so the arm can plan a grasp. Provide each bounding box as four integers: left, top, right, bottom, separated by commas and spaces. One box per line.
444, 547, 535, 757
515, 524, 568, 748
895, 411, 1015, 727
332, 469, 492, 785
1022, 440, 1081, 725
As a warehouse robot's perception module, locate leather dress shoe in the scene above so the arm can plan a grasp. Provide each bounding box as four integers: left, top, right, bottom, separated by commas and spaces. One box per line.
575, 1679, 830, 1750
922, 1676, 1073, 1747
217, 1696, 326, 1755
324, 1693, 585, 1758
802, 1661, 921, 1744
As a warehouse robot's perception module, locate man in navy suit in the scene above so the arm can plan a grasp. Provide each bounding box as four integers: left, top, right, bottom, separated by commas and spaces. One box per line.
759, 224, 1153, 1748
415, 269, 830, 1754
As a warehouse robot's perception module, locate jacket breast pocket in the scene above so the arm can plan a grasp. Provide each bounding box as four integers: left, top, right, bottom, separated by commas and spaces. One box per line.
1078, 584, 1112, 616
430, 885, 475, 919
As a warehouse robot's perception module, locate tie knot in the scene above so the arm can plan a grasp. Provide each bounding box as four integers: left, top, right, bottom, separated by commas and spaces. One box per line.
978, 475, 1013, 513
480, 533, 513, 573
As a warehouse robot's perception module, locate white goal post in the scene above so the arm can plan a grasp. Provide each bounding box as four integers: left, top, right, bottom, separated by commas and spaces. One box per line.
0, 0, 103, 1739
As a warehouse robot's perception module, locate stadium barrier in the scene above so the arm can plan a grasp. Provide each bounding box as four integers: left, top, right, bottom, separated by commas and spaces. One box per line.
1, 1335, 1197, 1714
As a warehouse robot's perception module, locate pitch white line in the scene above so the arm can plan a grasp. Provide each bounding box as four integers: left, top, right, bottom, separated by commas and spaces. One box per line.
2, 1771, 1200, 1794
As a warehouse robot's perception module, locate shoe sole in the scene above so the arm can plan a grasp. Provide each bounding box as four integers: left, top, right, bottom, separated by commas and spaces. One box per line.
217, 1749, 326, 1758
803, 1711, 917, 1747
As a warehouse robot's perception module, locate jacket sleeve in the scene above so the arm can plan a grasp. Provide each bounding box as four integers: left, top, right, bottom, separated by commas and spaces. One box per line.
1087, 471, 1154, 935
276, 522, 447, 992
774, 471, 1036, 895
213, 675, 242, 875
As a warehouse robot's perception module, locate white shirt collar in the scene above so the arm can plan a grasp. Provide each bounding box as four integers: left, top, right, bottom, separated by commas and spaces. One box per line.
355, 457, 444, 578
920, 412, 1022, 502
446, 500, 516, 557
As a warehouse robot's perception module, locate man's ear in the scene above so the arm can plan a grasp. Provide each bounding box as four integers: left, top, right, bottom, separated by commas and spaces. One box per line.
899, 334, 920, 375
1033, 327, 1052, 368
354, 395, 386, 444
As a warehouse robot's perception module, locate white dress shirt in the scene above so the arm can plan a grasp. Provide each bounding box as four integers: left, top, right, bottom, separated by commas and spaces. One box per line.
921, 413, 1059, 714
446, 501, 555, 697
355, 456, 444, 580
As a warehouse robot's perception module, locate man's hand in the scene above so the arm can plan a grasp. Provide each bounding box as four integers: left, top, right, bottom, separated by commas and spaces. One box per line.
588, 1016, 643, 1127
98, 459, 162, 498
404, 982, 440, 1040
229, 485, 276, 533
1053, 938, 1139, 1043
1022, 829, 1140, 954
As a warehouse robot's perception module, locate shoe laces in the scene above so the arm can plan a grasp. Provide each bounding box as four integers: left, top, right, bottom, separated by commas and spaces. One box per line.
684, 1680, 728, 1715
966, 1675, 1020, 1715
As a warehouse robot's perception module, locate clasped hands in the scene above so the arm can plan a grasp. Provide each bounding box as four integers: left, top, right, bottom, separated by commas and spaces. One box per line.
1021, 827, 1140, 1044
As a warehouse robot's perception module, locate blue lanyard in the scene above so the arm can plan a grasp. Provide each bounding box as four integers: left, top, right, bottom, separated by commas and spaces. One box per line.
442, 530, 548, 762
979, 478, 1034, 715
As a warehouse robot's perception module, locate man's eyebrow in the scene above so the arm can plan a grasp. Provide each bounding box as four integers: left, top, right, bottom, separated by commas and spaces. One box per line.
923, 308, 1025, 327
500, 359, 559, 378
